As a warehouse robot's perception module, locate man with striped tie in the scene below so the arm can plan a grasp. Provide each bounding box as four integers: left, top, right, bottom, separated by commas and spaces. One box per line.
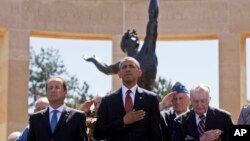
172, 83, 233, 141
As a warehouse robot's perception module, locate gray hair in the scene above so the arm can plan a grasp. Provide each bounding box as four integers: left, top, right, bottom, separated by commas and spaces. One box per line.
119, 57, 140, 69
8, 131, 21, 141
35, 97, 49, 106
190, 83, 210, 99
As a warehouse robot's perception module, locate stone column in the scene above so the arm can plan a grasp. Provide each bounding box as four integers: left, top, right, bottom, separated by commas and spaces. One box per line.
0, 29, 29, 140
111, 35, 125, 91
218, 33, 246, 123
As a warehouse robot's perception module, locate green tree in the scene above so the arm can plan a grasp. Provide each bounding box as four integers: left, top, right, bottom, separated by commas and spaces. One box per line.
29, 47, 92, 110
153, 76, 172, 101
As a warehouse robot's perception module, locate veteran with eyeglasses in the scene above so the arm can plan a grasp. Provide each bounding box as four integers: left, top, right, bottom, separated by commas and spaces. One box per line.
172, 83, 233, 141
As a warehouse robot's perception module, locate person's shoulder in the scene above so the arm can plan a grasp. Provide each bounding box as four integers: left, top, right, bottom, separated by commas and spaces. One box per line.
66, 106, 83, 113
174, 110, 192, 123
242, 103, 250, 110
210, 106, 231, 117
161, 109, 174, 116
65, 106, 86, 117
102, 89, 121, 100
137, 87, 156, 96
161, 109, 175, 118
30, 108, 48, 117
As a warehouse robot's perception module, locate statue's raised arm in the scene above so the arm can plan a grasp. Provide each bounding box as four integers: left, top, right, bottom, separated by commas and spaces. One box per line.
83, 0, 159, 91
134, 0, 158, 90
141, 0, 158, 53
83, 55, 119, 75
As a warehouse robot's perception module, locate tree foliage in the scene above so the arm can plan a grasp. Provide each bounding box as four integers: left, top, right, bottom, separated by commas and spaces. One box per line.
153, 76, 172, 101
29, 47, 92, 110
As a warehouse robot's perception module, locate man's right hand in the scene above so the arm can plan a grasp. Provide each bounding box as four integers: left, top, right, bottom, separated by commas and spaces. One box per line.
80, 99, 95, 113
123, 110, 146, 125
159, 92, 175, 110
200, 129, 222, 141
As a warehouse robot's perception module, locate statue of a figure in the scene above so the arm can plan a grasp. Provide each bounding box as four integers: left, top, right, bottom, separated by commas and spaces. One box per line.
83, 0, 159, 91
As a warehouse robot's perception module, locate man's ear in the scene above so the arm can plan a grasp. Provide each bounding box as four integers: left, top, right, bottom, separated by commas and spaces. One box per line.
137, 69, 142, 77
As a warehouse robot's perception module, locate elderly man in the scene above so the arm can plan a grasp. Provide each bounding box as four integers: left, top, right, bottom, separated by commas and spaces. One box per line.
238, 103, 250, 125
8, 131, 21, 141
172, 83, 233, 141
160, 82, 190, 141
17, 97, 49, 141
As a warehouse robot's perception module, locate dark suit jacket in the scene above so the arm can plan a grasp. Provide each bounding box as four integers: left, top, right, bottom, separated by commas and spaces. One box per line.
27, 106, 88, 141
172, 107, 233, 141
160, 109, 177, 141
93, 87, 162, 141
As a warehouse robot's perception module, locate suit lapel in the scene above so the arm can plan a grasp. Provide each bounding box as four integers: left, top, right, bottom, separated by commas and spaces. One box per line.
53, 106, 71, 134
186, 111, 200, 138
133, 87, 145, 111
116, 88, 127, 115
43, 108, 52, 135
204, 107, 213, 131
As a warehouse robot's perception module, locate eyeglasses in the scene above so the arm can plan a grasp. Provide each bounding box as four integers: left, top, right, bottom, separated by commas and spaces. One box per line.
191, 99, 208, 105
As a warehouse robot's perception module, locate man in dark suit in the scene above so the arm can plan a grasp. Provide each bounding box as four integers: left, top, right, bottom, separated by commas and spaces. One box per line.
17, 97, 49, 141
172, 83, 233, 141
27, 76, 88, 141
93, 57, 162, 141
238, 103, 250, 125
160, 82, 190, 141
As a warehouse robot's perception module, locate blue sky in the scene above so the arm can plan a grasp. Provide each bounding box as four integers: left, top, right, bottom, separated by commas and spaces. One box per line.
30, 37, 250, 108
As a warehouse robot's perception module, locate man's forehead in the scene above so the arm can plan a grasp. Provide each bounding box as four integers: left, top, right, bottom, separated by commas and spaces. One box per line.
174, 93, 188, 98
122, 60, 135, 65
120, 61, 137, 67
191, 93, 208, 100
48, 78, 63, 83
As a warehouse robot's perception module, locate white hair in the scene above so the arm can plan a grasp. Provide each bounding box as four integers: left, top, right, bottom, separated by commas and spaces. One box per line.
8, 131, 21, 141
34, 97, 49, 106
190, 83, 211, 99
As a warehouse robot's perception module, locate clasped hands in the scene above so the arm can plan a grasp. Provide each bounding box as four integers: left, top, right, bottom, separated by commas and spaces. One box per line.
200, 129, 222, 141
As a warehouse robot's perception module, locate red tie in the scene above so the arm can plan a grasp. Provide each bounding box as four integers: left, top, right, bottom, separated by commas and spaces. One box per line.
197, 115, 206, 136
125, 90, 133, 113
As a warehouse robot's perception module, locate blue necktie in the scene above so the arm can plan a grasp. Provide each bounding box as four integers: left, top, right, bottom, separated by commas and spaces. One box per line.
50, 110, 59, 133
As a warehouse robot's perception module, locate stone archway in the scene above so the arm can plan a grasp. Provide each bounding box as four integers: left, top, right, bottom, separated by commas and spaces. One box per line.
0, 0, 249, 140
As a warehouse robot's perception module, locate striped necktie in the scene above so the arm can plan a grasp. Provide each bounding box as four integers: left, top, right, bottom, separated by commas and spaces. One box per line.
197, 115, 206, 136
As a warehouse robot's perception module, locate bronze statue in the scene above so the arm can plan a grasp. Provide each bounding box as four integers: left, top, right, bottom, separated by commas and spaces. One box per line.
83, 0, 159, 91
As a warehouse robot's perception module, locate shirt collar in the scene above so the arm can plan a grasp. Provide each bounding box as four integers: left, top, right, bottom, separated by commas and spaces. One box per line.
195, 112, 207, 121
121, 84, 137, 96
49, 104, 65, 113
